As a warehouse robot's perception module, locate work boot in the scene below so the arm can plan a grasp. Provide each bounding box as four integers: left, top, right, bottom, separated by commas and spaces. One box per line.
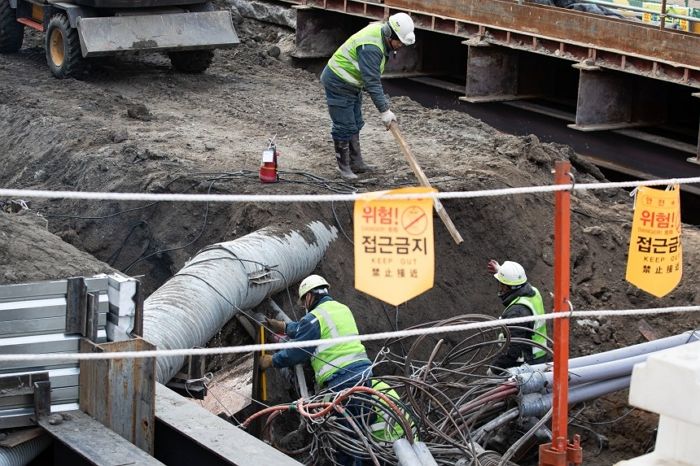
349, 133, 373, 173
333, 139, 358, 180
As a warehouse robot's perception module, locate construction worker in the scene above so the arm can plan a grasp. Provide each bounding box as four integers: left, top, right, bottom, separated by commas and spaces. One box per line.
368, 379, 413, 443
320, 12, 416, 180
260, 274, 372, 465
487, 260, 549, 372
259, 274, 372, 391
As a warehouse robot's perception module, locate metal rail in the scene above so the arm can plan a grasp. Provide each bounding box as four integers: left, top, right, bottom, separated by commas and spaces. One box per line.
583, 0, 700, 25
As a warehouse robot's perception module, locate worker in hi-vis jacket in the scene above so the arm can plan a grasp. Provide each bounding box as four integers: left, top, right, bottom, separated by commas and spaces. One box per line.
488, 259, 550, 373
319, 12, 416, 180
260, 274, 372, 465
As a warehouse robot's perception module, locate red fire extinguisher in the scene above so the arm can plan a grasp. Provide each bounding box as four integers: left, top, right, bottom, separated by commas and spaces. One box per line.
259, 137, 279, 183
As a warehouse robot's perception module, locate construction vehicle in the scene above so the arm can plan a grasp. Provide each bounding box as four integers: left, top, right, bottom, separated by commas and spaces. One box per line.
0, 0, 238, 78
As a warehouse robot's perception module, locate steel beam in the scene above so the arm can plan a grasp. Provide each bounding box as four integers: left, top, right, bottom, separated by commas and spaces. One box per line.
385, 0, 700, 70
155, 384, 302, 466
690, 92, 700, 165
569, 65, 666, 131
79, 338, 156, 454
0, 334, 80, 374
463, 41, 520, 102
292, 6, 356, 59
39, 409, 164, 465
0, 280, 67, 301
289, 0, 700, 87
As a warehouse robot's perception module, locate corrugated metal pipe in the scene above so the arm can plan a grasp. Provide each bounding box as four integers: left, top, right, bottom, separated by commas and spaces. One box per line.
0, 433, 51, 466
143, 221, 338, 383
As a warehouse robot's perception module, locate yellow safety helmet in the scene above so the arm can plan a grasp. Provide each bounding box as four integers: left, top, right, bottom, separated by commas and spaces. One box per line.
493, 261, 527, 287
298, 274, 330, 300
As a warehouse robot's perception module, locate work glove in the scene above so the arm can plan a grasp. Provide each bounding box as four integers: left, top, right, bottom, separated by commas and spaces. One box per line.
265, 318, 286, 334
381, 110, 397, 129
487, 259, 500, 274
259, 354, 274, 371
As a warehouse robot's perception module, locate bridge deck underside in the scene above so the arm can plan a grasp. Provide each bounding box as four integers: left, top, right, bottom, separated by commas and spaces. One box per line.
288, 0, 700, 88
289, 0, 700, 161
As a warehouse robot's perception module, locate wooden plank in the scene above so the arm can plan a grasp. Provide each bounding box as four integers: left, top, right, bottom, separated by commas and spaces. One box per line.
0, 427, 44, 448
389, 122, 464, 245
39, 410, 164, 465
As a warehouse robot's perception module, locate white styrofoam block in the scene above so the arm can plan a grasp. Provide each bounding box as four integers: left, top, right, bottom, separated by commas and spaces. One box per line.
628, 341, 700, 424
615, 340, 700, 466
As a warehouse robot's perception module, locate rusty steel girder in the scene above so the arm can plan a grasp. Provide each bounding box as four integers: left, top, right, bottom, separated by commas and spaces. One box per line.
386, 0, 699, 68
291, 0, 700, 87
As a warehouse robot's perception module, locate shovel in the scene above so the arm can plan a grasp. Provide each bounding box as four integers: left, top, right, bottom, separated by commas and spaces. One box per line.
388, 122, 464, 245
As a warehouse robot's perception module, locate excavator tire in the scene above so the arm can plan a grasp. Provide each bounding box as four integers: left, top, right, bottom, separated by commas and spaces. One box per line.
0, 0, 24, 53
45, 13, 83, 79
168, 49, 214, 73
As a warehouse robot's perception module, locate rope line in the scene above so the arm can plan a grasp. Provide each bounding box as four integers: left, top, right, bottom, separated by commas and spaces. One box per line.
2, 305, 698, 362
1, 176, 699, 203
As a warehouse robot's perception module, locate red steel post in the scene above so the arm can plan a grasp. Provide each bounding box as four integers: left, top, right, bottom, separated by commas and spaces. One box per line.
552, 161, 571, 450
539, 161, 581, 466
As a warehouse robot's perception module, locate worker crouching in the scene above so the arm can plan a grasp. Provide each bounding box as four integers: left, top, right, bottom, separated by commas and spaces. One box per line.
260, 274, 373, 465
488, 260, 551, 373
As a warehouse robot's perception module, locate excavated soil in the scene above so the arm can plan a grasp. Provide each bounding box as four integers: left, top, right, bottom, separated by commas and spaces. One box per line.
1, 7, 699, 465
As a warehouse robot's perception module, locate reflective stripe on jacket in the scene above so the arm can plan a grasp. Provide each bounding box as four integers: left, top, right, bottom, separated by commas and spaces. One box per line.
504, 286, 547, 358
328, 22, 386, 87
310, 300, 369, 386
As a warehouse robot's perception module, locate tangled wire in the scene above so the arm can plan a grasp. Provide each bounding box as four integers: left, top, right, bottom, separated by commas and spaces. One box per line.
242, 314, 554, 465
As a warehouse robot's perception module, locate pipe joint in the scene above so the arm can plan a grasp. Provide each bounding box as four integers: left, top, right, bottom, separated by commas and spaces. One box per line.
516, 370, 548, 395
519, 393, 551, 419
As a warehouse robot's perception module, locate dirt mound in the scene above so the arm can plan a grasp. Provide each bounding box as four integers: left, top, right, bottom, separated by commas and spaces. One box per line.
0, 211, 112, 283
0, 11, 699, 464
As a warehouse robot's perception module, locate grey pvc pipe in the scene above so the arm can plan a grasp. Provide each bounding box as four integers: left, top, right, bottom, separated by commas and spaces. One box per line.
520, 376, 631, 417
394, 438, 423, 466
412, 441, 438, 466
143, 221, 337, 383
549, 352, 648, 387
568, 376, 631, 405
0, 434, 51, 466
528, 330, 700, 372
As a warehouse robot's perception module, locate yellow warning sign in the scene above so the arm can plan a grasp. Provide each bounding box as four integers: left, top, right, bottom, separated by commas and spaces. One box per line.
625, 185, 683, 297
354, 187, 435, 306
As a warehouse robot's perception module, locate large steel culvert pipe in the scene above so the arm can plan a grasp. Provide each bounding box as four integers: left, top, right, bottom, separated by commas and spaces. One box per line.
143, 221, 338, 383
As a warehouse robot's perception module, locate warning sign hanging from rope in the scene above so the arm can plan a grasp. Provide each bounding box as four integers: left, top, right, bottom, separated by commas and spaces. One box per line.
354, 187, 435, 306
625, 185, 683, 297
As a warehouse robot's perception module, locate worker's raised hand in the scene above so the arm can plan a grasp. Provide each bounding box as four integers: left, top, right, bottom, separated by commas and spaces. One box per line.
259, 354, 274, 371
487, 260, 500, 274
265, 318, 286, 334
380, 109, 397, 129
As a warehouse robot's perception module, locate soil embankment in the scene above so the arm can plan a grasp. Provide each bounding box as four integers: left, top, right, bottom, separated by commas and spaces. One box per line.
1, 9, 699, 464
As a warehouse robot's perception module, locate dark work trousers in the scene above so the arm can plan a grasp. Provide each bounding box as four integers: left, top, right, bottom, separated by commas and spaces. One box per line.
320, 66, 364, 142
323, 363, 373, 466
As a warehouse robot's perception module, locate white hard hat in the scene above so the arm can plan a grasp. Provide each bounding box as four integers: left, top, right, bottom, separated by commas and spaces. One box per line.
388, 12, 415, 46
493, 261, 527, 287
298, 274, 330, 300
